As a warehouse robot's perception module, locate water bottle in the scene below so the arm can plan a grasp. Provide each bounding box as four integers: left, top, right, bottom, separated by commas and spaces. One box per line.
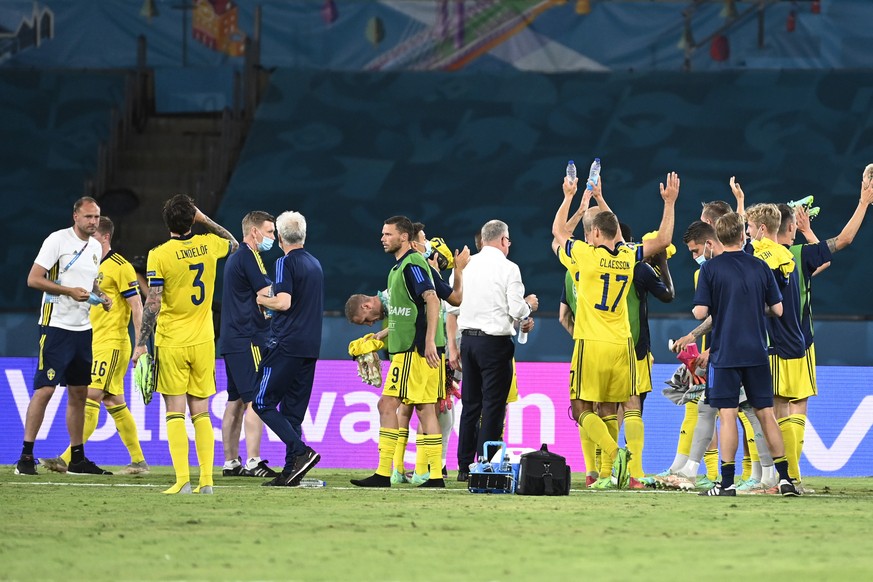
517, 318, 529, 344
262, 285, 275, 319
295, 478, 326, 488
587, 158, 601, 190
566, 160, 577, 183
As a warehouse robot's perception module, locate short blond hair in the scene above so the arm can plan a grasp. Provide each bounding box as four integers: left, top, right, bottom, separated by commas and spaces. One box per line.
715, 212, 745, 246
863, 163, 873, 185
746, 203, 781, 234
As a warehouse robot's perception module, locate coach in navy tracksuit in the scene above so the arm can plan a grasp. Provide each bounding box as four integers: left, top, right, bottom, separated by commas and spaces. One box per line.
254, 210, 324, 487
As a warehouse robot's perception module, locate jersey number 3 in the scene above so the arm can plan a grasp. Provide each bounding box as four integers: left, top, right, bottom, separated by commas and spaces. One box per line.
594, 273, 628, 312
189, 263, 205, 305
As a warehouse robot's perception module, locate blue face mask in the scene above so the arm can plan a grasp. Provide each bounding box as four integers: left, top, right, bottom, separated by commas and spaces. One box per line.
257, 232, 274, 252
420, 240, 433, 258
694, 242, 712, 265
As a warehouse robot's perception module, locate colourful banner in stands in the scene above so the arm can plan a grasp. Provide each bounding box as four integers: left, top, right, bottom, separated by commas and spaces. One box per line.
1, 357, 871, 476
1, 1, 871, 72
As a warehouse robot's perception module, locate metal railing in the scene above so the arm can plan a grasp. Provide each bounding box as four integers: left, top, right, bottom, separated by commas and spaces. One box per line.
85, 35, 154, 197
196, 6, 265, 213
87, 6, 266, 209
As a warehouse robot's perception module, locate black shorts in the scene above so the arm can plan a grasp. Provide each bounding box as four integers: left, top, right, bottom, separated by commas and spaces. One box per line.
33, 326, 92, 389
223, 345, 265, 403
708, 364, 773, 410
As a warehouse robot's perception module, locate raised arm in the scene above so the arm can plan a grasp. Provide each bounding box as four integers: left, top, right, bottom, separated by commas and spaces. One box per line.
443, 246, 470, 307
194, 207, 239, 253
552, 176, 578, 251
590, 176, 611, 214
565, 189, 593, 235
729, 176, 745, 217
641, 172, 679, 258
650, 253, 675, 303
825, 179, 873, 253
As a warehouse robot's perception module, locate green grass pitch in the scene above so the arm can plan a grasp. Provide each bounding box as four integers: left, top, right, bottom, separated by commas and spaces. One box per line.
3, 468, 873, 581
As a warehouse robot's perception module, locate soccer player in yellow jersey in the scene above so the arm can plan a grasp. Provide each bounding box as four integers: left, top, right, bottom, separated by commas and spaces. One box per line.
41, 217, 149, 475
551, 172, 679, 489
132, 195, 238, 494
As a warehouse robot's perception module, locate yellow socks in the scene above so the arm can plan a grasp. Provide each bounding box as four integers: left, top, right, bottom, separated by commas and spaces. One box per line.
579, 411, 617, 478
394, 427, 409, 473
579, 425, 597, 476
377, 428, 399, 477
677, 400, 698, 457
787, 414, 806, 481
704, 449, 719, 481
107, 403, 145, 464
192, 412, 213, 488
778, 417, 797, 479
416, 434, 442, 479
164, 413, 189, 493
623, 409, 644, 478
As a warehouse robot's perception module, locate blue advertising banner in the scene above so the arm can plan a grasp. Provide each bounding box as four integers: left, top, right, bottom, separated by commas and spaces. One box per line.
2, 358, 871, 476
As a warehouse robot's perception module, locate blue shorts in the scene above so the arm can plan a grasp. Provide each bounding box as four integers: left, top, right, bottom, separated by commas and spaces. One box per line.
708, 364, 773, 410
33, 326, 92, 389
223, 345, 265, 403
253, 351, 317, 427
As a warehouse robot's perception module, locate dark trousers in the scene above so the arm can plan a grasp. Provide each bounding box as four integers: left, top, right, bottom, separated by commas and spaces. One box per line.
457, 333, 515, 468
252, 351, 317, 471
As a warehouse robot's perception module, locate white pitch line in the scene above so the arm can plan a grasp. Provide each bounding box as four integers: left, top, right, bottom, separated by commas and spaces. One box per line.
5, 482, 249, 488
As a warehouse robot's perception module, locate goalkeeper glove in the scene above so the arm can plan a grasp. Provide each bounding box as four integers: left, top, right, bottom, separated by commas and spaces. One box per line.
134, 353, 156, 405
355, 351, 383, 387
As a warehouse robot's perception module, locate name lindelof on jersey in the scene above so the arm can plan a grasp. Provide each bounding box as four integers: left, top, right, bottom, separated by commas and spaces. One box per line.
175, 244, 210, 260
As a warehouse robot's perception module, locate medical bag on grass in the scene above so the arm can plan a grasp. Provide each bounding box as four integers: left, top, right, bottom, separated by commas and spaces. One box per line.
516, 444, 571, 496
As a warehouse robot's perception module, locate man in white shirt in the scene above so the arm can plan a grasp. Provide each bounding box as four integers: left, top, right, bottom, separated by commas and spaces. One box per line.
456, 220, 537, 478
17, 197, 113, 476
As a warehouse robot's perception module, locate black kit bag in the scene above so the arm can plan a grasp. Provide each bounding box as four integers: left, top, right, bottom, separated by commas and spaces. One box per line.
516, 444, 571, 496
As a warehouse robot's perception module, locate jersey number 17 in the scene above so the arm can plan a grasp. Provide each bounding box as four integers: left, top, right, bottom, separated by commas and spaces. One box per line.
594, 273, 628, 312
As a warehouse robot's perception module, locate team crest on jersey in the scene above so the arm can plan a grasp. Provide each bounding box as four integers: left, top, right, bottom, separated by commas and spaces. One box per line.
47, 368, 56, 380
96, 272, 104, 285
92, 254, 99, 265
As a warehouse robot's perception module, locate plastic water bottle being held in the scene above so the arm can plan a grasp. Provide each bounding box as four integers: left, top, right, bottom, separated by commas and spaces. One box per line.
587, 158, 601, 190
566, 160, 577, 183
517, 318, 529, 344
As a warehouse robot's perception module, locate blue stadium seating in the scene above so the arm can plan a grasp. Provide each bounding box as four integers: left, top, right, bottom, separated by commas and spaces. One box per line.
0, 70, 124, 310
218, 69, 873, 317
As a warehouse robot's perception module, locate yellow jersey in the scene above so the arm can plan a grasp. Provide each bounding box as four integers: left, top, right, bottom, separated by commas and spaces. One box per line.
90, 251, 139, 346
147, 232, 231, 347
559, 240, 642, 343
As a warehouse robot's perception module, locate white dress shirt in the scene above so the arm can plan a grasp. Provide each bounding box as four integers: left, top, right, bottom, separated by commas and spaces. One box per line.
456, 246, 531, 336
